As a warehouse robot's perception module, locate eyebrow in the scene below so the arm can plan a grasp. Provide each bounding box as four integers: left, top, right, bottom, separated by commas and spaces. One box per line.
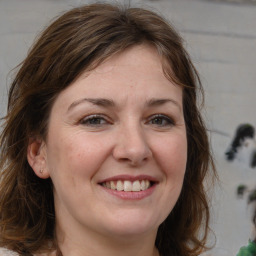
146, 98, 181, 110
67, 98, 115, 112
67, 97, 181, 113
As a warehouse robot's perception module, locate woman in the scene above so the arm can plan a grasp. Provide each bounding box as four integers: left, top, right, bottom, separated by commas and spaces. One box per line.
0, 3, 216, 256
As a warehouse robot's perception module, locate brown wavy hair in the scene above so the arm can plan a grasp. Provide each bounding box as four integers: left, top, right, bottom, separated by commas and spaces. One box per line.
0, 3, 216, 256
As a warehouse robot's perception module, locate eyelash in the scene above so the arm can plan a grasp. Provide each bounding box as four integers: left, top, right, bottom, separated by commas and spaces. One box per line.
79, 114, 174, 128
79, 114, 110, 126
147, 114, 174, 127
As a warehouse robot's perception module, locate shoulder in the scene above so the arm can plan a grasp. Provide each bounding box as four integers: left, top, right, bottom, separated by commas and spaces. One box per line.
0, 248, 18, 256
0, 247, 56, 256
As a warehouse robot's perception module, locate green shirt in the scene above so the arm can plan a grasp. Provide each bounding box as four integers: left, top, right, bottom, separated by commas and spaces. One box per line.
237, 241, 256, 256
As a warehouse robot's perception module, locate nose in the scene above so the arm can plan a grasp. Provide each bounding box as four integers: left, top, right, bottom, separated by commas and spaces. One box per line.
112, 124, 152, 166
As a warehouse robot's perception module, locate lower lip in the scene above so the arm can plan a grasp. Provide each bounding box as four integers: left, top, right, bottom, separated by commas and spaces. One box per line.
100, 184, 156, 200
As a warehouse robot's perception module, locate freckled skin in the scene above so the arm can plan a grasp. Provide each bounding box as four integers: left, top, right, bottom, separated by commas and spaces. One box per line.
39, 45, 187, 255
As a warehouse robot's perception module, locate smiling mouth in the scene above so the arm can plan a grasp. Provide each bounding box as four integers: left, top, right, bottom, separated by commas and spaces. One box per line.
100, 180, 154, 192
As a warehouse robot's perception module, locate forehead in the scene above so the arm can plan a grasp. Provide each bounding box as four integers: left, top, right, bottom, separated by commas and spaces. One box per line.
52, 44, 183, 110
94, 44, 163, 73
80, 45, 178, 90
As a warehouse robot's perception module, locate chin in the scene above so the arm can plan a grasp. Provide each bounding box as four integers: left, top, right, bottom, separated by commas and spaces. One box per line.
105, 225, 158, 239
100, 211, 162, 238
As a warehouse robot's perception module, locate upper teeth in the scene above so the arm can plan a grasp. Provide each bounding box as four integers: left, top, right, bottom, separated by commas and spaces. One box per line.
102, 180, 151, 192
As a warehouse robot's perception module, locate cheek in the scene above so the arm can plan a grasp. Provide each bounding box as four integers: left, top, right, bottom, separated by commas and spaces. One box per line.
46, 131, 110, 180
153, 134, 187, 223
155, 133, 187, 179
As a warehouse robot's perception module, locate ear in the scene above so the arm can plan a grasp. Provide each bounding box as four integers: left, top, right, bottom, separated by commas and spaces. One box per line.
27, 138, 50, 179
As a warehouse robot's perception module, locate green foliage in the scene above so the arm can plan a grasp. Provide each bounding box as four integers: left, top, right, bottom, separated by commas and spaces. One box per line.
237, 241, 256, 256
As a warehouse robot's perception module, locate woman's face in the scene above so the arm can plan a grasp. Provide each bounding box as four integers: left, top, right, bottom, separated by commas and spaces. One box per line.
37, 45, 187, 241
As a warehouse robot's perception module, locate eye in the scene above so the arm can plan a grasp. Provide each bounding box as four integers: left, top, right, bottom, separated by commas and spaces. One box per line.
148, 114, 174, 127
80, 114, 109, 126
